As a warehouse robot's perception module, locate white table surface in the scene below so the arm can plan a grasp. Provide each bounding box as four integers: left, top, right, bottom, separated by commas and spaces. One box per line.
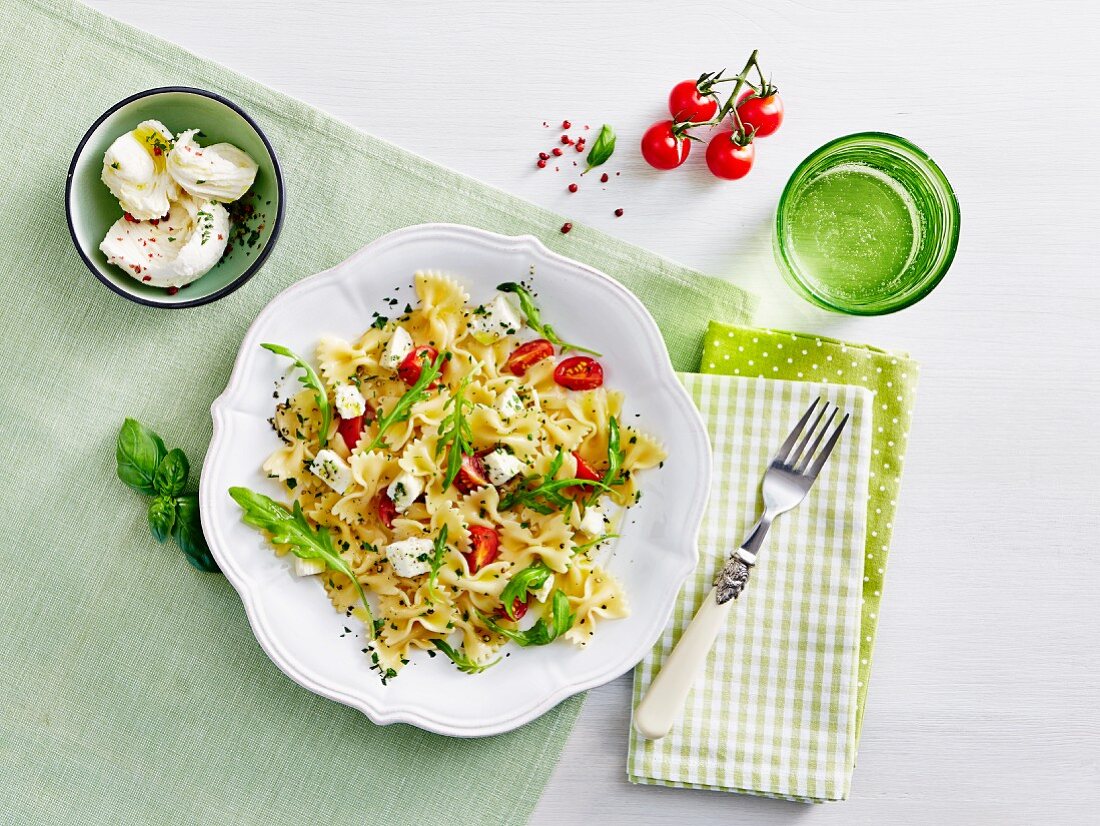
85, 1, 1100, 822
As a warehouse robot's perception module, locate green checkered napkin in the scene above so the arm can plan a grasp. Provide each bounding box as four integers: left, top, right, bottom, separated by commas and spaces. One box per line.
628, 374, 873, 802
0, 2, 755, 824
700, 323, 919, 740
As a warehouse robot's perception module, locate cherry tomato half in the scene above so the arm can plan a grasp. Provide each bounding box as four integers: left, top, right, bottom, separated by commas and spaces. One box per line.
337, 414, 363, 450
465, 525, 501, 572
667, 79, 718, 123
454, 453, 491, 494
497, 596, 529, 621
554, 356, 604, 390
397, 345, 441, 387
736, 91, 784, 138
377, 492, 398, 529
640, 120, 691, 170
572, 451, 600, 481
705, 131, 755, 180
504, 339, 554, 376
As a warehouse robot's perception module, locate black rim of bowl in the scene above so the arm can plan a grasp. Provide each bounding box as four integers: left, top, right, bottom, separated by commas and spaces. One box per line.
65, 86, 286, 309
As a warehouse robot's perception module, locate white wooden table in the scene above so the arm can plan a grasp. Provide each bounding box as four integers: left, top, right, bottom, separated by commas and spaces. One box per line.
86, 1, 1100, 822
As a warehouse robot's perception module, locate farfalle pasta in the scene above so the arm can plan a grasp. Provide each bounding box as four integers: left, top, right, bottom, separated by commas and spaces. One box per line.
231, 271, 665, 679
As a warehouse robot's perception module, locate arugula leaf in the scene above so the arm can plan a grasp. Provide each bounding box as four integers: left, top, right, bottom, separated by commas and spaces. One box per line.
500, 449, 611, 514
154, 448, 189, 497
432, 639, 499, 674
363, 350, 447, 452
174, 495, 219, 573
426, 524, 449, 601
582, 124, 616, 174
572, 533, 619, 555
499, 561, 553, 619
229, 486, 373, 636
148, 495, 176, 542
603, 416, 625, 486
116, 417, 167, 495
435, 376, 473, 490
261, 343, 333, 448
496, 283, 601, 356
481, 589, 575, 647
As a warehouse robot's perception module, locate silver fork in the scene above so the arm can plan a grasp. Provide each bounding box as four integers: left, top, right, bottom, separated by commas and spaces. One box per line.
634, 397, 849, 740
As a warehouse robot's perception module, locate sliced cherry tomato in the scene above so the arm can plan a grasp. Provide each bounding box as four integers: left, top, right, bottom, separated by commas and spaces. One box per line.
705, 131, 756, 180
454, 453, 491, 494
554, 356, 604, 390
397, 345, 441, 387
337, 414, 363, 450
496, 597, 529, 621
668, 79, 718, 122
567, 451, 601, 498
640, 120, 691, 170
504, 339, 554, 376
377, 492, 398, 529
464, 525, 500, 572
736, 91, 784, 138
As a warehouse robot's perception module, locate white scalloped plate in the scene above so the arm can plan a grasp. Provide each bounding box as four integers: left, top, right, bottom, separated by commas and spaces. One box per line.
200, 224, 711, 737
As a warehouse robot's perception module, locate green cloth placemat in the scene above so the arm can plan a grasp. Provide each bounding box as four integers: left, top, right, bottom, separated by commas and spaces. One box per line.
700, 323, 918, 741
0, 2, 755, 824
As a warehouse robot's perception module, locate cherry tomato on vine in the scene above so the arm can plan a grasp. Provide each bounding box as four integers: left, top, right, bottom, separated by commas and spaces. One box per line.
554, 356, 604, 390
735, 91, 784, 137
397, 345, 441, 387
667, 79, 718, 122
705, 131, 756, 180
640, 120, 691, 170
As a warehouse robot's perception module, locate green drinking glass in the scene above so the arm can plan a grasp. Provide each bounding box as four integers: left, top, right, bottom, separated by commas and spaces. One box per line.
774, 132, 960, 315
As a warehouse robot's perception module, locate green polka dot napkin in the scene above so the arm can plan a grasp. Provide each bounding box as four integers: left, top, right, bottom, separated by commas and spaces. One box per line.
628, 374, 874, 801
699, 323, 920, 741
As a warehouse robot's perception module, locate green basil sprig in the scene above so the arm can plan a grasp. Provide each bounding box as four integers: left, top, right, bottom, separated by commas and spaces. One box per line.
432, 639, 499, 674
496, 282, 601, 356
115, 418, 218, 572
229, 486, 374, 638
481, 589, 576, 646
261, 343, 332, 448
499, 561, 553, 619
582, 124, 616, 175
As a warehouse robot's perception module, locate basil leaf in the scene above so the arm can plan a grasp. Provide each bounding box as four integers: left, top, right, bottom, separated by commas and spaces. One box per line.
148, 495, 177, 542
116, 418, 166, 495
482, 589, 575, 646
432, 638, 499, 674
499, 561, 553, 619
496, 283, 601, 356
229, 486, 373, 635
154, 448, 189, 497
583, 124, 616, 174
174, 495, 219, 572
261, 343, 333, 448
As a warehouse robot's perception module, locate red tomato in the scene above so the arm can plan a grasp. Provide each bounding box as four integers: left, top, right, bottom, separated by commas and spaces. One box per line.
554, 356, 604, 390
640, 120, 691, 170
337, 414, 363, 450
705, 131, 756, 180
497, 597, 529, 621
454, 453, 490, 493
572, 451, 600, 481
465, 525, 501, 572
377, 492, 398, 529
397, 345, 441, 387
504, 339, 554, 376
736, 91, 784, 137
667, 79, 718, 122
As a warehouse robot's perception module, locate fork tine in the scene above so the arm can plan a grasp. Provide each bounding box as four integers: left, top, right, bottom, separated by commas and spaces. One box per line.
773, 397, 821, 464
787, 402, 831, 469
807, 412, 850, 479
795, 407, 839, 473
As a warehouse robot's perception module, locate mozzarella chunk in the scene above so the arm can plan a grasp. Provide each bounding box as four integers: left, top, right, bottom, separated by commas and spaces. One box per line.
496, 386, 526, 418
483, 448, 523, 486
532, 575, 555, 604
385, 537, 434, 578
335, 384, 366, 418
386, 471, 423, 513
291, 555, 327, 577
469, 293, 524, 344
309, 449, 353, 494
381, 326, 414, 370
578, 504, 606, 536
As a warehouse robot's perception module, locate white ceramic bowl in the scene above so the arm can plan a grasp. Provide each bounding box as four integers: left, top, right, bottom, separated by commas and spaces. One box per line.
200, 224, 711, 736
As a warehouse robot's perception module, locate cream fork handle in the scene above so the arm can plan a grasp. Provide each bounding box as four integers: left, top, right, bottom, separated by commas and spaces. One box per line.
632, 588, 730, 740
